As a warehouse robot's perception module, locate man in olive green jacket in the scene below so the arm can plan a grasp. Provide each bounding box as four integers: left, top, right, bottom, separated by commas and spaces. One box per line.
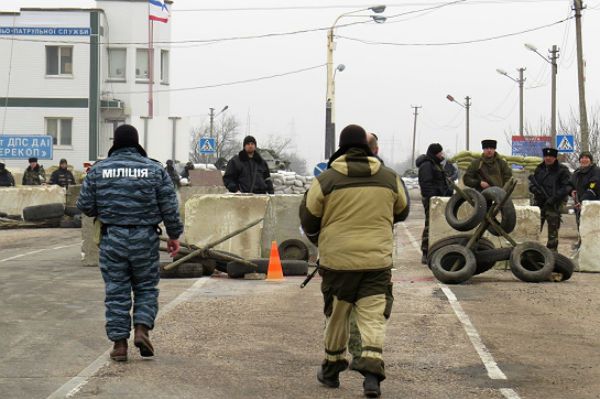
300, 124, 408, 398
463, 139, 512, 191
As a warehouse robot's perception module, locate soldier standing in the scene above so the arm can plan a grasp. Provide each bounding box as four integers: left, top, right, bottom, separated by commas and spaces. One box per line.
49, 158, 76, 187
463, 139, 512, 191
77, 124, 183, 362
569, 151, 600, 248
22, 157, 46, 185
528, 148, 571, 250
300, 124, 408, 398
0, 162, 15, 187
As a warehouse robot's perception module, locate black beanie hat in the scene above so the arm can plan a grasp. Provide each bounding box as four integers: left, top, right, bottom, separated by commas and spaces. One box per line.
28, 157, 38, 163
579, 151, 593, 162
108, 124, 147, 157
0, 162, 5, 170
542, 147, 558, 157
59, 158, 68, 165
427, 143, 443, 156
339, 124, 368, 148
481, 139, 497, 149
243, 135, 257, 146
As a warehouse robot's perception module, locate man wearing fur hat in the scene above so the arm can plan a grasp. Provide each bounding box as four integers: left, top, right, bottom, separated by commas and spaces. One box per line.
463, 139, 512, 191
0, 162, 15, 187
300, 124, 408, 398
77, 124, 183, 362
22, 157, 46, 185
570, 151, 600, 247
223, 135, 274, 194
416, 143, 453, 264
528, 148, 571, 250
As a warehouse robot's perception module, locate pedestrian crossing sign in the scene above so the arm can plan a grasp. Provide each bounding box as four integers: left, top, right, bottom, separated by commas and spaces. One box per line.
556, 135, 574, 153
199, 137, 216, 155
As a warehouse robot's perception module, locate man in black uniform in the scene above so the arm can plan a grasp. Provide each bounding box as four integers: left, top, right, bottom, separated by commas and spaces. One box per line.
223, 135, 274, 194
416, 143, 453, 263
570, 151, 600, 248
528, 147, 571, 250
0, 162, 15, 187
49, 159, 76, 187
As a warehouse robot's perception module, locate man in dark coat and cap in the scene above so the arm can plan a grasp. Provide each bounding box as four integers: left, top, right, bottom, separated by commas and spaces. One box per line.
0, 162, 15, 187
416, 143, 453, 263
22, 157, 46, 185
528, 147, 571, 250
463, 139, 512, 191
223, 135, 274, 194
77, 124, 183, 362
49, 158, 76, 187
569, 151, 600, 248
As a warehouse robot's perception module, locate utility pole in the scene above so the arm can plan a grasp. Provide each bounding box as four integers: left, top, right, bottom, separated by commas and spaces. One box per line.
574, 0, 589, 150
549, 45, 559, 145
517, 68, 526, 136
411, 105, 422, 167
209, 107, 215, 138
465, 96, 471, 151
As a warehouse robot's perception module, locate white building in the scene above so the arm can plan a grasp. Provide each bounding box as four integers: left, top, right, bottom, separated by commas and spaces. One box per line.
0, 0, 189, 170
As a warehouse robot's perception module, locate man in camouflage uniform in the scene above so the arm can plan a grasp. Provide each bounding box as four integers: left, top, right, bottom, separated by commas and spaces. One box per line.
22, 157, 46, 185
528, 148, 571, 250
463, 139, 512, 191
77, 124, 183, 362
300, 125, 408, 398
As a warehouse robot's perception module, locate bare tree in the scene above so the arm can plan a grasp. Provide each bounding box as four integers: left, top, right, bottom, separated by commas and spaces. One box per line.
189, 115, 241, 163
261, 134, 307, 175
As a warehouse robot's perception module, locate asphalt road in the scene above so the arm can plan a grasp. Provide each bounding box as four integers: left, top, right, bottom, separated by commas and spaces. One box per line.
1, 198, 599, 399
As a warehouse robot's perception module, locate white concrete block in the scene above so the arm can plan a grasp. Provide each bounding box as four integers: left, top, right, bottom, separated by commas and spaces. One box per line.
0, 185, 66, 216
577, 201, 600, 272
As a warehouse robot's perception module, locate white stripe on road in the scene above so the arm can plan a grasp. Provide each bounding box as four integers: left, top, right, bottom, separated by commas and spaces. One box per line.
399, 223, 521, 398
0, 243, 80, 263
48, 277, 212, 399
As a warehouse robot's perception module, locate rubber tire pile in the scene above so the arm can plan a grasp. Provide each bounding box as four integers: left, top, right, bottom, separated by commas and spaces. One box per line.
429, 186, 575, 284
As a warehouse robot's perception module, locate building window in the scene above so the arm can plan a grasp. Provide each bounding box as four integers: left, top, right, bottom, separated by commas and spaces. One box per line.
161, 50, 169, 84
46, 46, 73, 76
136, 49, 149, 80
46, 118, 73, 146
108, 48, 126, 81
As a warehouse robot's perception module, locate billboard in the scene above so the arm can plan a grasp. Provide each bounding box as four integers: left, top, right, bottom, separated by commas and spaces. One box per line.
511, 135, 551, 157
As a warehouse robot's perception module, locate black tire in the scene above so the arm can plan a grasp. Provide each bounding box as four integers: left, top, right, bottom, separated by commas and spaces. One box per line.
22, 203, 65, 222
0, 212, 6, 218
552, 253, 575, 282
211, 250, 244, 272
430, 244, 477, 284
510, 242, 554, 283
445, 188, 487, 231
278, 239, 310, 261
227, 259, 309, 278
59, 217, 82, 228
474, 247, 513, 274
428, 235, 495, 275
481, 187, 517, 236
160, 261, 206, 278
64, 206, 82, 217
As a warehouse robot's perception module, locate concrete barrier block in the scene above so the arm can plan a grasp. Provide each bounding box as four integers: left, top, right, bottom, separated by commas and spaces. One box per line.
178, 185, 228, 222
185, 194, 269, 259
65, 185, 81, 208
0, 185, 66, 216
260, 194, 316, 259
81, 215, 99, 267
576, 201, 600, 272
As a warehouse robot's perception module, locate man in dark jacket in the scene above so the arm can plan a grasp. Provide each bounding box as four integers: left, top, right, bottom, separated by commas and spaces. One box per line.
165, 160, 181, 187
22, 157, 46, 185
77, 124, 183, 362
49, 158, 76, 187
528, 148, 571, 250
570, 151, 600, 247
300, 124, 408, 398
416, 143, 453, 264
0, 162, 15, 187
223, 135, 274, 194
463, 139, 512, 191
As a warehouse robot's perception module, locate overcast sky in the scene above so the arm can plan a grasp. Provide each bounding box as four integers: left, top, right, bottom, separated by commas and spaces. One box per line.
7, 0, 600, 169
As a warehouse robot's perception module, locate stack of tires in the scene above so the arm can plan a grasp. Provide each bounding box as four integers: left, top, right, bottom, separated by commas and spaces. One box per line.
429, 187, 574, 284
21, 203, 82, 228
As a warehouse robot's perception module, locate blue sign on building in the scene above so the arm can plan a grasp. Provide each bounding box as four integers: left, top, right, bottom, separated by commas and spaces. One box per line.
0, 135, 53, 160
556, 135, 575, 153
0, 27, 91, 36
198, 137, 216, 155
313, 162, 328, 177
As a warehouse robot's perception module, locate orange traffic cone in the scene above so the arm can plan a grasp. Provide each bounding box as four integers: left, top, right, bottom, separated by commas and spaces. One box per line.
266, 241, 284, 281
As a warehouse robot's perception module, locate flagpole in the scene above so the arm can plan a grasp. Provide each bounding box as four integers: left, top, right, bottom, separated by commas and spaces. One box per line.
147, 4, 154, 118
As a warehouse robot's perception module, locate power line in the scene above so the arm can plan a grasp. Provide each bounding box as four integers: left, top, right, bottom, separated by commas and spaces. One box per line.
109, 63, 326, 95
336, 15, 575, 46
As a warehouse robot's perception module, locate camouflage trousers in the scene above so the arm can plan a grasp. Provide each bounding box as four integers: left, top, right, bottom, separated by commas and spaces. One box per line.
541, 206, 561, 250
320, 269, 394, 381
99, 225, 160, 342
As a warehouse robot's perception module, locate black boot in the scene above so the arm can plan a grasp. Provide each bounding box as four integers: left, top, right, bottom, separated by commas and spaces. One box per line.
421, 254, 428, 265
134, 324, 154, 357
363, 372, 381, 398
317, 367, 340, 388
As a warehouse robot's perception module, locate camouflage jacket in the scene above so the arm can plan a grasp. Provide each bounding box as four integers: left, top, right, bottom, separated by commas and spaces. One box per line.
22, 165, 46, 185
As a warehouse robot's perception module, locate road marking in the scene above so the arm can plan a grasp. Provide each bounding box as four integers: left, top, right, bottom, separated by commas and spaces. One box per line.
399, 223, 521, 398
0, 243, 81, 264
47, 277, 212, 399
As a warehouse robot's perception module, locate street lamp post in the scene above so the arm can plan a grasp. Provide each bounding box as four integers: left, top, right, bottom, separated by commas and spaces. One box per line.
325, 5, 386, 159
496, 68, 526, 136
446, 94, 471, 151
525, 43, 559, 146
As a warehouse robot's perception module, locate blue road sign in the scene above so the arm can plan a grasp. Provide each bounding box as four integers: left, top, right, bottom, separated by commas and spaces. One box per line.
511, 135, 551, 157
198, 137, 216, 155
556, 135, 575, 153
313, 162, 328, 177
0, 135, 53, 160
